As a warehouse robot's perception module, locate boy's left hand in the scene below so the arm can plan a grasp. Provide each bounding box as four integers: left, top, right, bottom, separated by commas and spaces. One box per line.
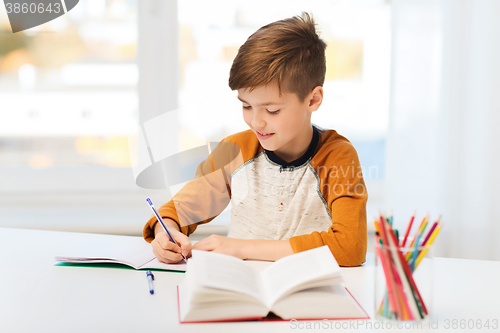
192, 234, 245, 259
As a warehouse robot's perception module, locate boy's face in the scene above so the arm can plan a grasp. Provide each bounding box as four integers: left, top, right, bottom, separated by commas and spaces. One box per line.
237, 81, 321, 162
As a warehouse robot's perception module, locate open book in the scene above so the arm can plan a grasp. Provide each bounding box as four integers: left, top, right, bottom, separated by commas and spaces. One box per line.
55, 233, 186, 272
178, 246, 368, 322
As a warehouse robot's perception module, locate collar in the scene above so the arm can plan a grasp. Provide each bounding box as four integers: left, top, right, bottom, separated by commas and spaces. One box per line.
265, 125, 319, 170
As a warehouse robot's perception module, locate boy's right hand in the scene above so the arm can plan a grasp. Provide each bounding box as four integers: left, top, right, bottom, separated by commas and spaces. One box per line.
151, 229, 192, 264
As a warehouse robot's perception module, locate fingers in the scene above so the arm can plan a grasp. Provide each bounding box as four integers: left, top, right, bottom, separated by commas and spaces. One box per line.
191, 235, 242, 258
152, 232, 184, 263
192, 234, 218, 251
172, 232, 192, 258
155, 232, 182, 252
152, 246, 183, 264
192, 239, 208, 250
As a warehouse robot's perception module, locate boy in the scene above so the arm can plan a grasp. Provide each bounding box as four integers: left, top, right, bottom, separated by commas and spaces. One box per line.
143, 12, 367, 267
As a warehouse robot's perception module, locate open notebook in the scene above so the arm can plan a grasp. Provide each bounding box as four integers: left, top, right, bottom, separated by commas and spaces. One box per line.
55, 233, 186, 272
178, 246, 368, 322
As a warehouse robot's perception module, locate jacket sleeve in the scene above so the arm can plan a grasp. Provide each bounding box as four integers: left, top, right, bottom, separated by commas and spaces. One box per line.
143, 139, 243, 243
288, 141, 368, 267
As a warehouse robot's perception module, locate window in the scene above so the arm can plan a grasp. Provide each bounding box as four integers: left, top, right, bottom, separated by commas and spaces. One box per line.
0, 0, 143, 234
0, 0, 138, 169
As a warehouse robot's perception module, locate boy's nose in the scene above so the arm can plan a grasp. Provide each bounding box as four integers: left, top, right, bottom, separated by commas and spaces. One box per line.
251, 112, 266, 129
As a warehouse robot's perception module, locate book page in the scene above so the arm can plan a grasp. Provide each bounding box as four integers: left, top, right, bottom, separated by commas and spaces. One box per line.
191, 250, 264, 301
271, 285, 368, 320
260, 246, 343, 306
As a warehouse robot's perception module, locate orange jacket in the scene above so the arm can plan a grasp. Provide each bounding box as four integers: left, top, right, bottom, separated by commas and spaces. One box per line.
143, 125, 367, 266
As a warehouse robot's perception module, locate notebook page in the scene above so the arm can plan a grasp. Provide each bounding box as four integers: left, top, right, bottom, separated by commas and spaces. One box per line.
140, 257, 186, 271
55, 235, 154, 265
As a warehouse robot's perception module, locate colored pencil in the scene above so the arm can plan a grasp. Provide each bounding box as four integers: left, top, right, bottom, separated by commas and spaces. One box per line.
407, 214, 428, 249
415, 223, 442, 269
420, 216, 441, 247
411, 233, 421, 271
384, 222, 417, 320
377, 217, 403, 319
375, 238, 394, 318
401, 211, 416, 247
375, 239, 391, 318
374, 218, 380, 234
405, 215, 429, 261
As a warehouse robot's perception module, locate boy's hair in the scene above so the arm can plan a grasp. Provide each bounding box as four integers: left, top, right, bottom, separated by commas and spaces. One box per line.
229, 12, 327, 102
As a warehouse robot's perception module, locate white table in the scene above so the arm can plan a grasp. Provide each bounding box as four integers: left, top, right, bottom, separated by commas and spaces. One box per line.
1, 227, 499, 333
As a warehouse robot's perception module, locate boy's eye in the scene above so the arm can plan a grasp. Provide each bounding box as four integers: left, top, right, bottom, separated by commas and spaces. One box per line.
241, 105, 279, 115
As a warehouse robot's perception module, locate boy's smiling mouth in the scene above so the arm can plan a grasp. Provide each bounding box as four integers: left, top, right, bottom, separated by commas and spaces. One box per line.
256, 131, 275, 140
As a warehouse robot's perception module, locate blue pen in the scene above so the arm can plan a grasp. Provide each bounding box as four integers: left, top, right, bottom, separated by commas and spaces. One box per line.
146, 270, 154, 294
146, 198, 187, 261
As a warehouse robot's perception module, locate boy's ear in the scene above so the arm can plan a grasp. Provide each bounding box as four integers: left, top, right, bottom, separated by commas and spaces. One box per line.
307, 86, 323, 112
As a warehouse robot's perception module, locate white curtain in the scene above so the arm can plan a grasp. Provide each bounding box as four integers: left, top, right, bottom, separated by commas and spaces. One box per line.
387, 0, 500, 260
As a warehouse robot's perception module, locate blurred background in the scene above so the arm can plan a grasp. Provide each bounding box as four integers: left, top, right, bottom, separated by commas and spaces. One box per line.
1, 0, 498, 261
